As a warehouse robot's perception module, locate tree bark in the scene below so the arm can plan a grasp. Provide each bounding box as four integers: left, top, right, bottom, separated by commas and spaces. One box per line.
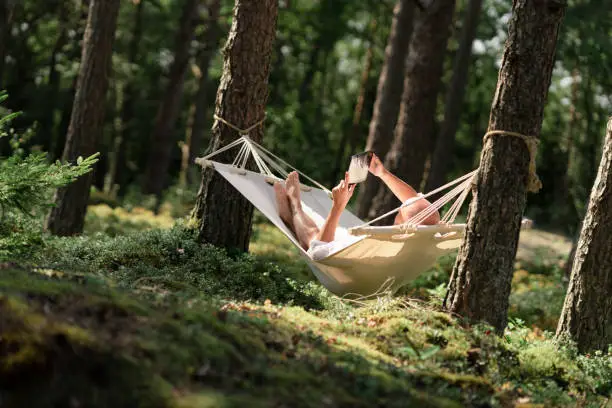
183, 0, 222, 185
36, 3, 69, 152
369, 0, 456, 220
0, 0, 15, 89
142, 0, 201, 198
425, 0, 483, 192
109, 0, 145, 195
330, 20, 376, 185
355, 0, 417, 219
190, 0, 278, 252
443, 0, 566, 333
556, 119, 612, 353
51, 0, 90, 162
45, 0, 121, 236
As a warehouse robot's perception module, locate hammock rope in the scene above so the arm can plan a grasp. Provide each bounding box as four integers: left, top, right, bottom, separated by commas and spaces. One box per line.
214, 114, 267, 135
197, 132, 474, 233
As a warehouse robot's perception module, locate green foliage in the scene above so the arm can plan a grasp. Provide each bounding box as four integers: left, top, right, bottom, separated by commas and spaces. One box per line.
36, 226, 331, 309
0, 97, 98, 260
0, 152, 99, 215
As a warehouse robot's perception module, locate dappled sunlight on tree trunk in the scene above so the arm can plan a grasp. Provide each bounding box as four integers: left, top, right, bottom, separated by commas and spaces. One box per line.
556, 119, 612, 353
190, 0, 278, 252
45, 0, 121, 236
443, 0, 566, 333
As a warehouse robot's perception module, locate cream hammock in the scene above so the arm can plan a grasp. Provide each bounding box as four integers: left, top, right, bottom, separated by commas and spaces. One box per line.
196, 133, 480, 297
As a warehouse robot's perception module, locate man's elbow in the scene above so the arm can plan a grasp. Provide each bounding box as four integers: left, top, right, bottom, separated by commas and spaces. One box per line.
425, 210, 441, 225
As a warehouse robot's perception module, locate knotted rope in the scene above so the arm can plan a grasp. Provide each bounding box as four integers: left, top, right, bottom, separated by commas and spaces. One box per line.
214, 114, 266, 135
482, 130, 542, 193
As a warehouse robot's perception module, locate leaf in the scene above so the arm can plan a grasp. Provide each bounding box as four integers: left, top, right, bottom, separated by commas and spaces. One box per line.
419, 345, 440, 360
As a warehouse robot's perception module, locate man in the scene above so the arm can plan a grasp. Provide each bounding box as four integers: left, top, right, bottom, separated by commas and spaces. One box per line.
274, 154, 439, 260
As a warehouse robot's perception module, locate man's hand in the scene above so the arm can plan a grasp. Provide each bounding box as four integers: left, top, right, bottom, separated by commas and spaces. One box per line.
368, 153, 386, 178
332, 172, 355, 209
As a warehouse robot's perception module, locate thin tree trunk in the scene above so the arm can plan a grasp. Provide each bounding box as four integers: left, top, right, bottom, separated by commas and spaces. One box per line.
0, 0, 15, 89
443, 0, 566, 333
190, 0, 278, 251
182, 0, 222, 186
142, 0, 201, 198
556, 119, 612, 353
109, 0, 145, 195
37, 4, 69, 151
330, 21, 376, 185
425, 0, 483, 192
51, 0, 90, 161
369, 0, 456, 219
355, 0, 417, 219
45, 0, 121, 236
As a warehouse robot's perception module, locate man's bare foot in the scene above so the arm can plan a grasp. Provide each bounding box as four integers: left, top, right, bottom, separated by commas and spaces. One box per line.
285, 171, 302, 211
274, 182, 293, 229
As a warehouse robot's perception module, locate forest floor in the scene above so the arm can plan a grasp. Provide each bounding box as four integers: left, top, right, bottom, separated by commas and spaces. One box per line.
2, 202, 611, 408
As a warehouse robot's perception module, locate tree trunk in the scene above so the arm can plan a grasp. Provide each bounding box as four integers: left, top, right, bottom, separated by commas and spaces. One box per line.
37, 4, 69, 151
369, 0, 456, 219
443, 0, 566, 333
51, 0, 90, 162
142, 0, 201, 198
190, 0, 278, 252
45, 0, 121, 236
355, 0, 417, 219
0, 0, 15, 89
563, 226, 580, 281
425, 0, 483, 192
183, 0, 222, 186
109, 0, 145, 195
330, 21, 376, 185
556, 119, 612, 353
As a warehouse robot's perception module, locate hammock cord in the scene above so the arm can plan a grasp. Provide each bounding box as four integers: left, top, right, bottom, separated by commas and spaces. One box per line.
197, 116, 486, 227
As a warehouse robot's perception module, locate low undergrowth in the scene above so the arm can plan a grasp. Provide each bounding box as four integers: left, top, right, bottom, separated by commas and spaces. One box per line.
2, 223, 610, 407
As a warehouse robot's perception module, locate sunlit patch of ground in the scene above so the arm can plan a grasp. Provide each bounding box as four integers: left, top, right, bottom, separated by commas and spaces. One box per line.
85, 204, 176, 236
516, 229, 572, 264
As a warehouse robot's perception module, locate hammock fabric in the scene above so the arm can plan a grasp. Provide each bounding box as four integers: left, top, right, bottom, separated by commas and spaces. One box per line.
196, 135, 473, 297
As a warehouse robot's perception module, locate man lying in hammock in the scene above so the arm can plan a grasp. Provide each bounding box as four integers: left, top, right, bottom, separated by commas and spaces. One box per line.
274, 154, 439, 260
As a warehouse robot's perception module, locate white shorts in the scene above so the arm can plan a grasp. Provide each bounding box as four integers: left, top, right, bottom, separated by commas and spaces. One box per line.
307, 239, 347, 261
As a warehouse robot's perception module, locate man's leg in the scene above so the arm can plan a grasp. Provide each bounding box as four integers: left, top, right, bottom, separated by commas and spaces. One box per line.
285, 171, 320, 250
274, 182, 294, 230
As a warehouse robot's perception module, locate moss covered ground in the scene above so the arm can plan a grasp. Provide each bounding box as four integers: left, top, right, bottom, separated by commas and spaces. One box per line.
1, 204, 611, 407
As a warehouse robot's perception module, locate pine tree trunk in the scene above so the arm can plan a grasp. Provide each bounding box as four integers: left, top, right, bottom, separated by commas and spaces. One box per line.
51, 0, 90, 162
45, 0, 120, 236
330, 23, 375, 185
369, 0, 456, 219
0, 0, 14, 89
110, 0, 145, 195
443, 0, 566, 332
556, 119, 612, 353
425, 0, 483, 192
142, 0, 201, 198
185, 0, 222, 185
355, 0, 416, 219
36, 6, 69, 151
190, 0, 278, 252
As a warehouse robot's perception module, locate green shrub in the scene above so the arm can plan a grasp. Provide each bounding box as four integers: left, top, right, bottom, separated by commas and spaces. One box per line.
0, 94, 98, 260
36, 226, 332, 309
